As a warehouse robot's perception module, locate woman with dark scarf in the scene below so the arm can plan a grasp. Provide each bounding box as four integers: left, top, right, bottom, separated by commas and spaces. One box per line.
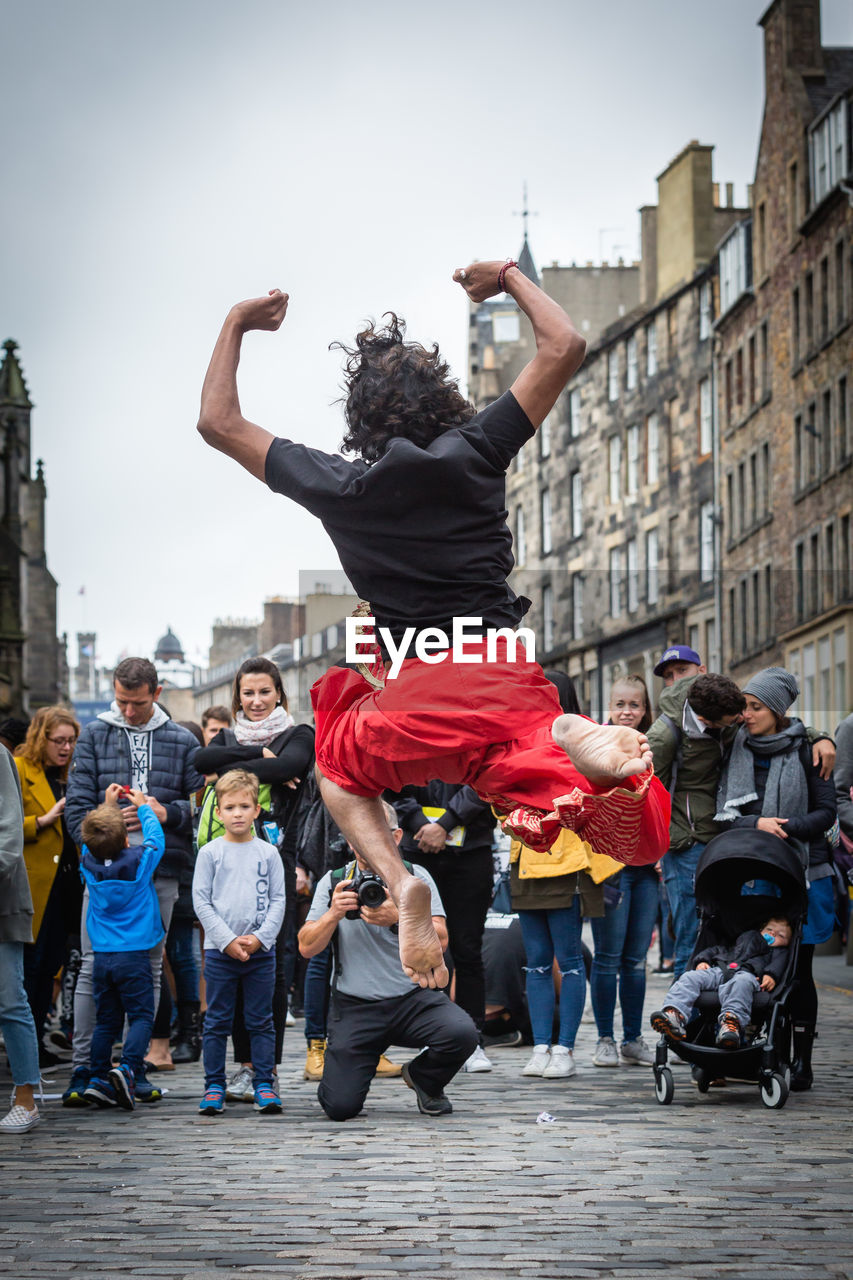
715, 667, 836, 1091
192, 656, 314, 1099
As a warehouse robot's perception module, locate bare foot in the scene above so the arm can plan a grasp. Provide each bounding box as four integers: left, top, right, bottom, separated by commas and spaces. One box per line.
553, 714, 652, 785
397, 876, 449, 989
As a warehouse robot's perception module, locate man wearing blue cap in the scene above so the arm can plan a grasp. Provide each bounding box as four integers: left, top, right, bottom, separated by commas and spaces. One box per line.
653, 645, 705, 688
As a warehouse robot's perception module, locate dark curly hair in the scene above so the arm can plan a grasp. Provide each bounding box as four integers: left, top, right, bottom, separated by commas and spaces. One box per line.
332, 313, 475, 462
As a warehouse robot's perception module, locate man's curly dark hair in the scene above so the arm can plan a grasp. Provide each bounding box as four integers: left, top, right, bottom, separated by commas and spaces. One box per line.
332, 313, 475, 462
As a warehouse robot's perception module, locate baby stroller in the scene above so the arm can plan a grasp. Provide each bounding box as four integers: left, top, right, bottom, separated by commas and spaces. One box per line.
652, 827, 808, 1110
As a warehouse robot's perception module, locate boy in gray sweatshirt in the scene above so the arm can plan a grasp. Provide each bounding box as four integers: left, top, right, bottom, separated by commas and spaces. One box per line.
192, 770, 285, 1114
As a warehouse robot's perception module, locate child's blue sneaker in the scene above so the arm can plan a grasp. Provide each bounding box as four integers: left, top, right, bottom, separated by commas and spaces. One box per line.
199, 1085, 226, 1115
62, 1067, 91, 1108
84, 1076, 118, 1108
108, 1065, 136, 1111
134, 1069, 163, 1104
253, 1083, 282, 1114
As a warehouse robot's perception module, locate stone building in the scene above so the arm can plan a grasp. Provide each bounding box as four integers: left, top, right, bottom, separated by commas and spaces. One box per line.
0, 340, 66, 714
469, 146, 745, 717
714, 0, 853, 730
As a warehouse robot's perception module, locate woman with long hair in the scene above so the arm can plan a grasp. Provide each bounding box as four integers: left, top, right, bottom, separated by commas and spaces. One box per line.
715, 667, 836, 1088
15, 705, 81, 1065
192, 656, 314, 1100
589, 676, 658, 1067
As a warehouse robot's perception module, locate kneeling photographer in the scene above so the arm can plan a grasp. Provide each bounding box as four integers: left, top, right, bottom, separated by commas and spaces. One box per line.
298, 802, 478, 1120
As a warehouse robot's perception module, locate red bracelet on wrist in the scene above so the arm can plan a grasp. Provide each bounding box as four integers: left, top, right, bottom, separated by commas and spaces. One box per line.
498, 259, 518, 292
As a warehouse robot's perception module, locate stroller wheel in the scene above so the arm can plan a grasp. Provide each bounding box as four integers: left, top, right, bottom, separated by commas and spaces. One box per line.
654, 1067, 674, 1105
759, 1072, 789, 1109
693, 1068, 712, 1094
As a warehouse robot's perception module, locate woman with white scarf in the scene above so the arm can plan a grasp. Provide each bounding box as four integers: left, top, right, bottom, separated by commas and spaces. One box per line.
194, 657, 314, 1100
715, 667, 836, 1092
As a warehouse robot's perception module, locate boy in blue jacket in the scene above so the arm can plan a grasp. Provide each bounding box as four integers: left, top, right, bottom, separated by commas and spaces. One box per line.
80, 785, 165, 1110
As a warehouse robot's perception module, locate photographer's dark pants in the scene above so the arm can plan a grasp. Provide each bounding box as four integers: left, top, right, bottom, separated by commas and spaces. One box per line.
318, 988, 478, 1121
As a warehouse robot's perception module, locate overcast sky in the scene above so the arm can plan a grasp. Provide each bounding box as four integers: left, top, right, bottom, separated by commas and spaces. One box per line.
2, 0, 851, 672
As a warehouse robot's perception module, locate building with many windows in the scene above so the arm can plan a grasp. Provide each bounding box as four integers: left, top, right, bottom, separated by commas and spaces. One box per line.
714, 0, 853, 729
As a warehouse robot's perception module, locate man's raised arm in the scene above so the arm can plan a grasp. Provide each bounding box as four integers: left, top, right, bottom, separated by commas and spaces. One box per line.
454, 261, 586, 428
197, 289, 289, 481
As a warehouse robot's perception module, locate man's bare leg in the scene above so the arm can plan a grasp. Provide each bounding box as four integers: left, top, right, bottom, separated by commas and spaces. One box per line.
316, 769, 449, 989
552, 714, 653, 785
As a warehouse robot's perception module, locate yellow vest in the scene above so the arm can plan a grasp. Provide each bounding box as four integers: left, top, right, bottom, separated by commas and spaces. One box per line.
510, 827, 622, 884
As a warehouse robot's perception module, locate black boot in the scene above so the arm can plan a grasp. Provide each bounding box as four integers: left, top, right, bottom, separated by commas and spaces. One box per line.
171, 1001, 201, 1064
790, 1022, 816, 1092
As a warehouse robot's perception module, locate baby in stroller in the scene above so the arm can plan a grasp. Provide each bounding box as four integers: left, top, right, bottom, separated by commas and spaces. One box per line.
651, 916, 792, 1049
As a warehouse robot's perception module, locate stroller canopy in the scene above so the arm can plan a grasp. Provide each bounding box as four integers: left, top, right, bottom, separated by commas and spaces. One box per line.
694, 828, 809, 929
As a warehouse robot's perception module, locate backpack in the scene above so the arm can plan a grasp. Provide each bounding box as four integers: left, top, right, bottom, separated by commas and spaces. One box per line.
196, 728, 297, 850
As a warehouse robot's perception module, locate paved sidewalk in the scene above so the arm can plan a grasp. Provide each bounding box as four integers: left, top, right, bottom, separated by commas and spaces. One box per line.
1, 962, 851, 1280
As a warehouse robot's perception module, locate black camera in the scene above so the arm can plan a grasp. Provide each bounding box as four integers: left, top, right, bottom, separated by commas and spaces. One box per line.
344, 870, 387, 919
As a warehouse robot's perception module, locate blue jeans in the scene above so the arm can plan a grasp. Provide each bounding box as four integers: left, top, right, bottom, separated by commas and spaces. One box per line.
166, 917, 201, 1005
590, 865, 659, 1042
661, 842, 705, 978
0, 941, 40, 1088
303, 946, 331, 1041
91, 950, 155, 1078
517, 902, 586, 1049
203, 948, 275, 1089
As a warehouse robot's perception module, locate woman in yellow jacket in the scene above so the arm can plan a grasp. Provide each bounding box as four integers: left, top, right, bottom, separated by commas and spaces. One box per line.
15, 706, 80, 1064
512, 672, 622, 1080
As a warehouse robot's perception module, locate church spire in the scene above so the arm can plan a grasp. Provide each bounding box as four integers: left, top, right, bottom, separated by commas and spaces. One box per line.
513, 182, 540, 286
0, 340, 33, 408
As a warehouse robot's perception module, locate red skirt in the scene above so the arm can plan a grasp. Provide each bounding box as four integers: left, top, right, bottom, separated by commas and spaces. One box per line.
311, 645, 670, 865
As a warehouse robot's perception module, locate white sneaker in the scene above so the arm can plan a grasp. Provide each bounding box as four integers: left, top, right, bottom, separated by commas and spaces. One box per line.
225, 1066, 254, 1102
285, 1009, 296, 1027
521, 1045, 551, 1076
0, 1104, 40, 1133
592, 1036, 620, 1067
543, 1046, 576, 1079
620, 1036, 655, 1066
462, 1045, 493, 1073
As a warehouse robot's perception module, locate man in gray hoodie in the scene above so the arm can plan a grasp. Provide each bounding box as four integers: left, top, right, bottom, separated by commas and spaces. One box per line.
63, 657, 203, 1104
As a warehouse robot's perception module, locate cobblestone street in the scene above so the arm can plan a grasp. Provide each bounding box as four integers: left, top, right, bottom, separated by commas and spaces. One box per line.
1, 957, 851, 1280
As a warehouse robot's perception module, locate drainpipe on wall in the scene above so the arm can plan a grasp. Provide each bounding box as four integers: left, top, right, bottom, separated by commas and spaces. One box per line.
711, 329, 724, 672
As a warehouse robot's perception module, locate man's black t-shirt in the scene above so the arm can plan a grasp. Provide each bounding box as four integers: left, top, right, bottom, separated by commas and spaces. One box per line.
264, 390, 535, 645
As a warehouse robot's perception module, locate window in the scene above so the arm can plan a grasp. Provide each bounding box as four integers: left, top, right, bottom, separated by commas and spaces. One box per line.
809, 531, 820, 617
726, 471, 735, 540
646, 528, 659, 605
540, 413, 551, 459
646, 322, 657, 376
626, 335, 638, 391
736, 461, 745, 525
735, 348, 744, 410
738, 579, 748, 655
822, 388, 832, 475
792, 286, 801, 365
699, 378, 712, 455
515, 506, 526, 567
764, 566, 773, 643
608, 435, 622, 503
569, 387, 582, 438
809, 98, 850, 207
761, 441, 771, 516
572, 574, 584, 641
826, 522, 836, 609
802, 641, 815, 726
570, 470, 583, 539
835, 627, 847, 725
820, 256, 829, 342
608, 351, 619, 402
788, 159, 800, 235
492, 311, 520, 344
724, 359, 733, 428
805, 270, 814, 350
719, 221, 752, 315
627, 538, 639, 613
760, 321, 769, 397
700, 501, 715, 583
836, 239, 847, 327
748, 334, 756, 406
750, 452, 758, 526
751, 570, 760, 649
699, 281, 712, 339
542, 583, 554, 652
795, 413, 806, 490
646, 413, 659, 485
627, 424, 640, 496
540, 489, 552, 556
728, 585, 737, 657
667, 305, 677, 359
609, 548, 624, 617
839, 374, 849, 461
667, 514, 679, 591
756, 201, 766, 279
